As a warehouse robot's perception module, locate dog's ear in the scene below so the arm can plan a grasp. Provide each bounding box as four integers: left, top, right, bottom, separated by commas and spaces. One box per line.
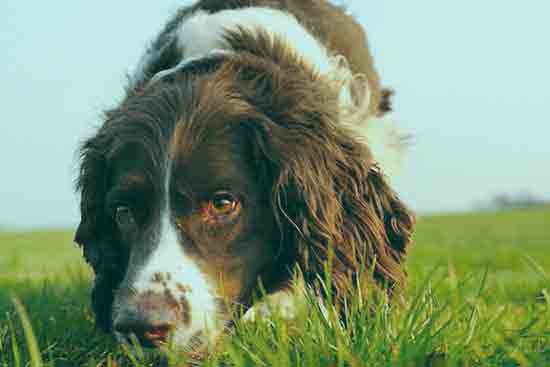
75, 139, 119, 331
260, 124, 414, 301
75, 144, 106, 268
358, 166, 415, 288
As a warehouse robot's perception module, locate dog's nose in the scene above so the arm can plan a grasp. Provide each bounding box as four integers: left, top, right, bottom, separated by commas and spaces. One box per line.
113, 292, 179, 347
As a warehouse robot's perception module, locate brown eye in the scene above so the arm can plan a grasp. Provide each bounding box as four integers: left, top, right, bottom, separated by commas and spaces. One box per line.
207, 192, 240, 217
115, 205, 136, 230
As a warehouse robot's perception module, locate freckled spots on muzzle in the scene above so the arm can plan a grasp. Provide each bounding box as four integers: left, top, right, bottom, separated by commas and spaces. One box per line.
114, 273, 193, 347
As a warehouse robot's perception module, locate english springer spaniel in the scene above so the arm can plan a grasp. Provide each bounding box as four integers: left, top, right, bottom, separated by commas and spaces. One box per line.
75, 0, 415, 353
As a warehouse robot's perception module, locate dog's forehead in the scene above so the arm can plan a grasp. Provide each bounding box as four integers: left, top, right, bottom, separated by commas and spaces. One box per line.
169, 123, 255, 191
108, 145, 157, 189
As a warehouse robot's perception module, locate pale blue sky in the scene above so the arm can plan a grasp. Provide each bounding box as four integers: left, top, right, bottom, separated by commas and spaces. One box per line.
1, 1, 549, 228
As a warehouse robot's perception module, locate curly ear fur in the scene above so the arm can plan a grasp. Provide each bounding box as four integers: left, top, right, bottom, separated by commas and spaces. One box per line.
221, 30, 415, 301
75, 136, 126, 331
268, 123, 415, 301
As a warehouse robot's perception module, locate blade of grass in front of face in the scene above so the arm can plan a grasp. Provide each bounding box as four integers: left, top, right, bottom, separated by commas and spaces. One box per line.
11, 296, 43, 367
6, 312, 22, 367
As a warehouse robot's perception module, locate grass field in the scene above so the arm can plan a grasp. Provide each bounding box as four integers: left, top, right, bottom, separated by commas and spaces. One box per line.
1, 208, 549, 366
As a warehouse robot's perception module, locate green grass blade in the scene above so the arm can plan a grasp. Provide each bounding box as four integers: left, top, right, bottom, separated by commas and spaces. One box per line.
6, 312, 22, 367
11, 296, 43, 367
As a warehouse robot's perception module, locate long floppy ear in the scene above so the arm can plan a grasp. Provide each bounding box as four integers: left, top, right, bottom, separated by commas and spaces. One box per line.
75, 137, 121, 331
222, 29, 415, 301
264, 124, 415, 301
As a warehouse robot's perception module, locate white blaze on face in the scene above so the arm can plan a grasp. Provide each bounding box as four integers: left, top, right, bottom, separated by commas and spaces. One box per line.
131, 211, 221, 346
127, 160, 222, 347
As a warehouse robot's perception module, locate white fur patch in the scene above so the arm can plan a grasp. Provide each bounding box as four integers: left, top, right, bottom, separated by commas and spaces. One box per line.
176, 8, 335, 74
132, 7, 357, 106
131, 212, 220, 346
173, 8, 364, 108
346, 116, 409, 179
149, 49, 235, 84
113, 161, 223, 349
242, 290, 298, 322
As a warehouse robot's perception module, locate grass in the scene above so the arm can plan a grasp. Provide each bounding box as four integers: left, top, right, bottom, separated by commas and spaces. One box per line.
1, 208, 549, 366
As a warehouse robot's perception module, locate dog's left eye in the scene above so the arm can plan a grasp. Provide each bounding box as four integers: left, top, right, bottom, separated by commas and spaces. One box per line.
207, 191, 240, 218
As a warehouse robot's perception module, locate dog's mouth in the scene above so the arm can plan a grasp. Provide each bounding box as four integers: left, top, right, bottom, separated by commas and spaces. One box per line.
115, 326, 210, 356
141, 325, 174, 349
112, 303, 230, 356
114, 322, 172, 348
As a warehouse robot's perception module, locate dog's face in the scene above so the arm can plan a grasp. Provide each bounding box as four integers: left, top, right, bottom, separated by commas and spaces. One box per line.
75, 51, 294, 350
75, 32, 414, 353
105, 127, 279, 348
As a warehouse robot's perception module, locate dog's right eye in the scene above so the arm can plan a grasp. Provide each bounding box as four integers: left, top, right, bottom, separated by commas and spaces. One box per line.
115, 206, 136, 230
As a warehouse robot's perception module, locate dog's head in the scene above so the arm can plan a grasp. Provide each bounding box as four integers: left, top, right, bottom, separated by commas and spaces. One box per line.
75, 30, 414, 351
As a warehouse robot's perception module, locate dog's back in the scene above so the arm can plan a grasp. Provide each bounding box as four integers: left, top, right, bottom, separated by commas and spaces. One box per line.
130, 0, 386, 117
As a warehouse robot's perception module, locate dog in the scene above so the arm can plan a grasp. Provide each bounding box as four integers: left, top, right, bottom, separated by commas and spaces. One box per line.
74, 0, 415, 352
